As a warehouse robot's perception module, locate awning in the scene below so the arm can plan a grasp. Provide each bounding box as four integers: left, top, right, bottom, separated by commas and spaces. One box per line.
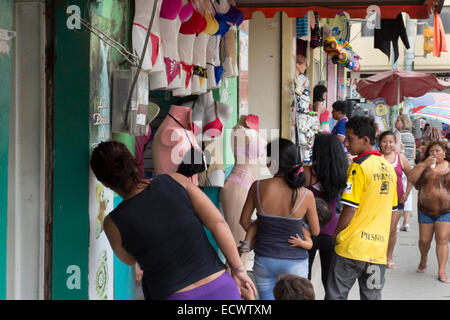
236, 0, 439, 19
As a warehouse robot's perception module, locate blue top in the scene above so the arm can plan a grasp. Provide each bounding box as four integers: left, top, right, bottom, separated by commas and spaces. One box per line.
332, 117, 349, 155
254, 180, 309, 260
110, 174, 225, 300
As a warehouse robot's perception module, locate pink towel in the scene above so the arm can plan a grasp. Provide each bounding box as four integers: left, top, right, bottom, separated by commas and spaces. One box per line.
433, 12, 448, 57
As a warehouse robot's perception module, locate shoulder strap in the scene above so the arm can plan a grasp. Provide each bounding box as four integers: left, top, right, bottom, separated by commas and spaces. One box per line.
256, 180, 265, 215
290, 188, 308, 216
167, 112, 193, 146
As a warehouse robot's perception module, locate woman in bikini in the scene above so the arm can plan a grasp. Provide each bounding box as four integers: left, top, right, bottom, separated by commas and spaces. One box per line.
408, 140, 450, 283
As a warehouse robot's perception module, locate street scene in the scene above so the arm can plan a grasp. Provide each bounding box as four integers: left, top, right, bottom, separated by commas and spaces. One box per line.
0, 0, 449, 304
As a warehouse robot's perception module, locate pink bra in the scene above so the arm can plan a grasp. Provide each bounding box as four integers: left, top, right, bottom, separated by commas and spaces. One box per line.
160, 0, 193, 22
180, 10, 207, 35
160, 0, 182, 20
179, 2, 194, 23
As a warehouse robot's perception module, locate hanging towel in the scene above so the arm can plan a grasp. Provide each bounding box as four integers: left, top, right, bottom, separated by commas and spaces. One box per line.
433, 11, 448, 57
296, 15, 308, 38
374, 13, 410, 63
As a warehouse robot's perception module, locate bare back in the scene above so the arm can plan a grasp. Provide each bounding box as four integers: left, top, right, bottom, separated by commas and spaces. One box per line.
255, 177, 311, 219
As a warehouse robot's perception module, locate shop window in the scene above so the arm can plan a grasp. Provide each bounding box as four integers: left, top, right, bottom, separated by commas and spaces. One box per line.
417, 6, 450, 34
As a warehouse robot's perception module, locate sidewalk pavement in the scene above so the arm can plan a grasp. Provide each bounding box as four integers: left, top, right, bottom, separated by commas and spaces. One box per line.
245, 189, 450, 300
310, 190, 450, 300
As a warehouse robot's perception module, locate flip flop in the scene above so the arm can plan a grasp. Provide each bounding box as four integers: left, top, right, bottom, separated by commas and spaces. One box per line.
438, 277, 450, 283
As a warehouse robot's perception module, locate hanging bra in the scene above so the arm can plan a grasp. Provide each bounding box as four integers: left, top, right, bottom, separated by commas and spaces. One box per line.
179, 2, 194, 23
222, 5, 244, 26
180, 9, 207, 35
160, 0, 182, 20
214, 13, 231, 37
203, 12, 219, 35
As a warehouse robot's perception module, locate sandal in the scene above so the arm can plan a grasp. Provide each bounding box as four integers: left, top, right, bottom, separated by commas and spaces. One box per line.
238, 241, 251, 255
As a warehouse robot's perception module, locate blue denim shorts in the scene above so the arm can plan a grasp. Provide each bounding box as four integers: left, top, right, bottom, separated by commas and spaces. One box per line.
418, 210, 450, 224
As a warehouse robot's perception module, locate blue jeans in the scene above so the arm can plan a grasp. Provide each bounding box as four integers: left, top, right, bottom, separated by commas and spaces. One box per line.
418, 210, 450, 224
253, 255, 309, 300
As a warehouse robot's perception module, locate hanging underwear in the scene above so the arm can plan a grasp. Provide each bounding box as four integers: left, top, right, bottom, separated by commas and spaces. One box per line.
164, 56, 181, 84
222, 5, 244, 26
193, 65, 208, 78
180, 10, 207, 35
226, 167, 256, 190
133, 22, 160, 66
203, 101, 224, 139
160, 0, 182, 20
203, 12, 219, 35
181, 61, 194, 88
191, 98, 224, 139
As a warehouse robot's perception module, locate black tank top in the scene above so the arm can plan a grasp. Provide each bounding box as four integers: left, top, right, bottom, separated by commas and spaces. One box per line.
110, 174, 225, 299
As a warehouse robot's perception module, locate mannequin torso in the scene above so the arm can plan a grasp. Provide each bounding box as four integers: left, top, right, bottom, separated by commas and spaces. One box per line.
173, 10, 207, 97
186, 92, 232, 187
152, 105, 200, 184
133, 0, 164, 72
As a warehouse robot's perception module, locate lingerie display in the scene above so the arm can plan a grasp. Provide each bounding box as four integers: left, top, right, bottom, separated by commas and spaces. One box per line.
150, 0, 193, 90
132, 0, 163, 71
173, 10, 207, 97
219, 115, 265, 252
136, 0, 244, 93
152, 104, 201, 184
189, 92, 232, 187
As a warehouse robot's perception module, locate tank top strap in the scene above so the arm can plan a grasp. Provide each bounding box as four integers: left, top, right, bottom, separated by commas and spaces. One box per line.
256, 180, 265, 215
290, 188, 308, 217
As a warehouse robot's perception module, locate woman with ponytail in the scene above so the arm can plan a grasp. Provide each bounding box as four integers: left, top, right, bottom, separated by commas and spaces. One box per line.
239, 138, 320, 300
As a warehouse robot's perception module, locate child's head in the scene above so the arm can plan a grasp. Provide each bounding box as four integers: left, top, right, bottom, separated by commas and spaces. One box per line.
315, 198, 332, 228
273, 274, 315, 300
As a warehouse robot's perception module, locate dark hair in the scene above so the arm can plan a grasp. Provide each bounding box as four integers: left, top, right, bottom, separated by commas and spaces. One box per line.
267, 138, 306, 208
424, 139, 448, 160
378, 130, 396, 146
176, 146, 207, 178
332, 100, 347, 115
90, 141, 146, 191
273, 274, 315, 300
345, 116, 377, 145
312, 134, 348, 202
315, 198, 332, 228
313, 85, 327, 103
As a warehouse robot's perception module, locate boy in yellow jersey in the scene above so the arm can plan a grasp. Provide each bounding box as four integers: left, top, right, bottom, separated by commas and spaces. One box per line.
325, 116, 398, 300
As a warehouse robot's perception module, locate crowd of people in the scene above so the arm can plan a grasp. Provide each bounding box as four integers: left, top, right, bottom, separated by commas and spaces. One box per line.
89, 98, 449, 300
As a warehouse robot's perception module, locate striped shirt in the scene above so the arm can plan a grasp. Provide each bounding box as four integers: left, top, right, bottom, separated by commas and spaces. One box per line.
400, 130, 415, 166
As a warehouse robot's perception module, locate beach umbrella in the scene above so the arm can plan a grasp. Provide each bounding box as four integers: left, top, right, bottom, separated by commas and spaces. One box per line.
412, 92, 450, 109
412, 101, 450, 125
356, 69, 450, 107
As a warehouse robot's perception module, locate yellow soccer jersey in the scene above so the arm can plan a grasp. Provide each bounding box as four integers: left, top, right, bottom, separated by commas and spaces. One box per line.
336, 152, 398, 265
